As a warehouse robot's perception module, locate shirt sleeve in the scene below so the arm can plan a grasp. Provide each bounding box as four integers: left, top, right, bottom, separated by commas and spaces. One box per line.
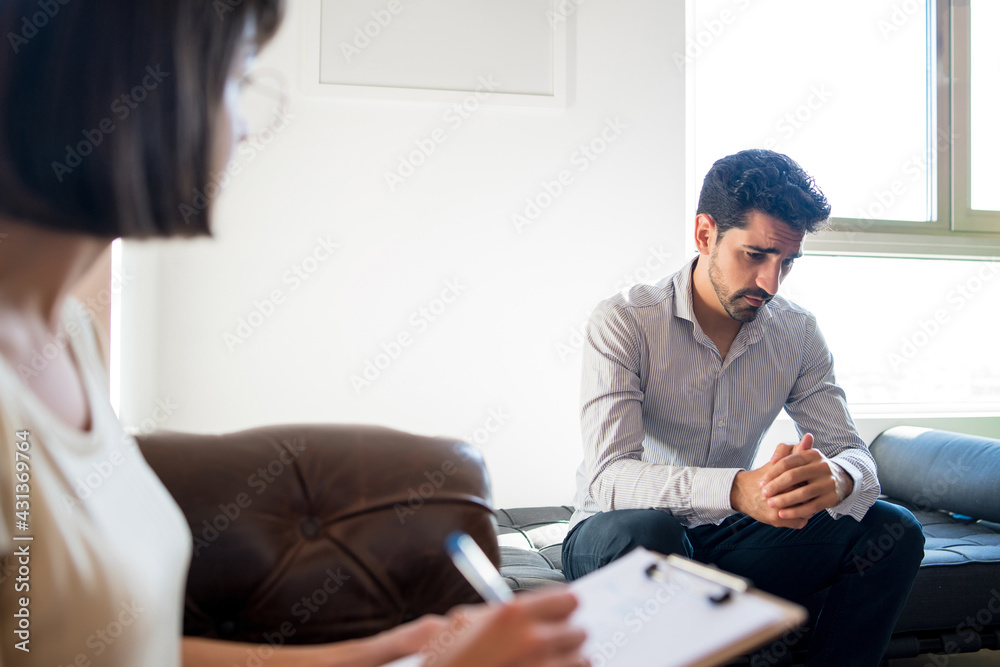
579, 300, 742, 527
784, 316, 879, 522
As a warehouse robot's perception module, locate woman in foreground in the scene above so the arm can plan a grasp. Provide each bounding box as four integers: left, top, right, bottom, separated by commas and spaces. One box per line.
0, 1, 587, 665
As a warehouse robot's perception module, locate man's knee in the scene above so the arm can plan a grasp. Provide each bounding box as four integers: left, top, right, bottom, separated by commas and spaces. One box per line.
612, 509, 689, 556
853, 501, 925, 575
564, 510, 689, 578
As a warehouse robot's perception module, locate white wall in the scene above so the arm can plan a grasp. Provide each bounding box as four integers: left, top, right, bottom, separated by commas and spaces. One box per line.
119, 0, 689, 508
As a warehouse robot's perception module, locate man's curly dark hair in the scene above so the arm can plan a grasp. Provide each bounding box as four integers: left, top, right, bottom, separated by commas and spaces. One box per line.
696, 149, 831, 238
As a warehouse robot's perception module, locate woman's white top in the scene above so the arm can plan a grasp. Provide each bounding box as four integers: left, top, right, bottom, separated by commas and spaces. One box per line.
0, 297, 192, 666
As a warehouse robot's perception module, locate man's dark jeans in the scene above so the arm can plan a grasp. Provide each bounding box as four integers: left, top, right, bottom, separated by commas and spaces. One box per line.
562, 501, 925, 666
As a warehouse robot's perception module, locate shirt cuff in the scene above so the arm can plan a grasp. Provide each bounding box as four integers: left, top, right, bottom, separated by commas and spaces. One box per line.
827, 460, 863, 519
691, 467, 743, 525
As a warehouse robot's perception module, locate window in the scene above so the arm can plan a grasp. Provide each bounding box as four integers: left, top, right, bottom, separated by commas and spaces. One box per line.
780, 255, 1000, 412
689, 0, 1000, 256
688, 0, 1000, 412
956, 0, 1000, 231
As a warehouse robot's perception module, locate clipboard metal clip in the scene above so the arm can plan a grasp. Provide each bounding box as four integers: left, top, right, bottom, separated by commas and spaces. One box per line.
644, 553, 751, 605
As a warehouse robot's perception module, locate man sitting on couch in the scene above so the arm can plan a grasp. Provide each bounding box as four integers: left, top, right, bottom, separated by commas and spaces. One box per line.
561, 149, 925, 666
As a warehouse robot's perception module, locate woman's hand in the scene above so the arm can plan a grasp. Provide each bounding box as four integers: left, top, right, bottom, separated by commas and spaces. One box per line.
183, 589, 588, 667
419, 587, 589, 667
375, 614, 451, 659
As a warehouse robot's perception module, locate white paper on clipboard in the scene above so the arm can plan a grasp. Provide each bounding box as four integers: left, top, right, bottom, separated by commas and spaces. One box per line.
569, 547, 808, 667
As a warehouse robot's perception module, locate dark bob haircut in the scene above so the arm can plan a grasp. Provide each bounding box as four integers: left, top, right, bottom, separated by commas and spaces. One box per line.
696, 149, 831, 239
0, 0, 284, 238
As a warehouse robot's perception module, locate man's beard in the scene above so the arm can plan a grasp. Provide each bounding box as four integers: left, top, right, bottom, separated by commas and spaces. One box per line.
707, 248, 772, 323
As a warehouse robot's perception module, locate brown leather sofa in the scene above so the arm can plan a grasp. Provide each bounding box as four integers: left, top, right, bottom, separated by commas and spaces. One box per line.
137, 424, 498, 645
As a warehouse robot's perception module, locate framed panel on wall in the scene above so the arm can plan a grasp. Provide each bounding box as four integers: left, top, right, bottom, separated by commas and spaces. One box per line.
301, 0, 568, 108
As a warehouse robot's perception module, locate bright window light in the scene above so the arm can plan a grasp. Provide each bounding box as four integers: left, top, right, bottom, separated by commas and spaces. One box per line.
692, 0, 1000, 411
970, 0, 1000, 211
781, 255, 1000, 412
692, 0, 932, 224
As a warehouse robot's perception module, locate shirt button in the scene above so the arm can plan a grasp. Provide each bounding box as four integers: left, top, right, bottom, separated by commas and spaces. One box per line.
717, 420, 725, 428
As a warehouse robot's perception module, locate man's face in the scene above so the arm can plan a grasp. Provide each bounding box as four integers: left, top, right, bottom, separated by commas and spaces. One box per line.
705, 210, 805, 323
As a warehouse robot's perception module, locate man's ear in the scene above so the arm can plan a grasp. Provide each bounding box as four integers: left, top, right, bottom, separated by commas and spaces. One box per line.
694, 213, 717, 255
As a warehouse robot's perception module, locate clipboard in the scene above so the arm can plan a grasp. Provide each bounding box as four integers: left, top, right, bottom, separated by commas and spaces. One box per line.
569, 547, 807, 667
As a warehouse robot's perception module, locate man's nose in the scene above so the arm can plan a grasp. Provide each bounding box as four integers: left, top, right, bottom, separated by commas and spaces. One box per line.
757, 263, 780, 296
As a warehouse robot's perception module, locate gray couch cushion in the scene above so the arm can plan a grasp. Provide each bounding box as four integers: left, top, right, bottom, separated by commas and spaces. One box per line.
871, 426, 1000, 523
495, 506, 572, 588
890, 500, 1000, 633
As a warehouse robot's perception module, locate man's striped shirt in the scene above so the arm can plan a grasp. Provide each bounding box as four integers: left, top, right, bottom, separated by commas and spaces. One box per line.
569, 256, 879, 531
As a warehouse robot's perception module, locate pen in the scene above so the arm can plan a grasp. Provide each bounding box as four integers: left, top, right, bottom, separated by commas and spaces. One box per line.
445, 531, 514, 604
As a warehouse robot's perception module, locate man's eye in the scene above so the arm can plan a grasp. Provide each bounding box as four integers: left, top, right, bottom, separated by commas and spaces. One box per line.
747, 252, 764, 260
782, 258, 796, 267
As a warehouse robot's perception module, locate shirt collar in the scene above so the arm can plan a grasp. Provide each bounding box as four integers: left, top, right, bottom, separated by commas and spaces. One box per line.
672, 255, 699, 324
672, 255, 772, 341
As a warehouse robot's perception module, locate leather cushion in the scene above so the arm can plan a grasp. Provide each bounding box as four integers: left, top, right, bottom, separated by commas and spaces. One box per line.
139, 424, 497, 644
871, 426, 1000, 523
